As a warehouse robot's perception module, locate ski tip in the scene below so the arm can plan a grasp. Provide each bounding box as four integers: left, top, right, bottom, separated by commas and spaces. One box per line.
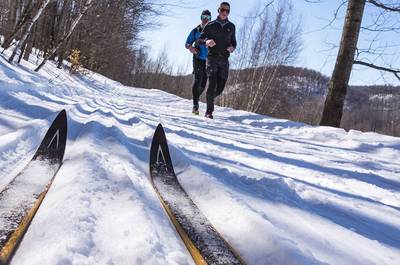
59, 109, 67, 118
33, 109, 68, 163
51, 109, 67, 126
151, 123, 166, 149
153, 123, 168, 144
155, 123, 164, 134
150, 123, 174, 170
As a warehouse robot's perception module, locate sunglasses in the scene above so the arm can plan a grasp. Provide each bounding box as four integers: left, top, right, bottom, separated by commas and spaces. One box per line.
201, 15, 211, 20
220, 7, 230, 14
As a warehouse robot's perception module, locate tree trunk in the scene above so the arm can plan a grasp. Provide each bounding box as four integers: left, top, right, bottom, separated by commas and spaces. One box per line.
9, 0, 51, 63
55, 0, 69, 68
23, 24, 35, 61
35, 0, 93, 72
1, 0, 32, 50
57, 43, 67, 68
319, 0, 366, 127
3, 0, 18, 43
23, 37, 33, 61
17, 32, 30, 63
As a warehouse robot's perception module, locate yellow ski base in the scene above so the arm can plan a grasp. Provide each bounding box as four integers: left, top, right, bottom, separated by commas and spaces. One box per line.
0, 180, 54, 265
152, 179, 208, 265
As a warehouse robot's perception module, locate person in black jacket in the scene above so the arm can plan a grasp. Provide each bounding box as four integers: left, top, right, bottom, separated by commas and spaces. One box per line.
196, 2, 236, 119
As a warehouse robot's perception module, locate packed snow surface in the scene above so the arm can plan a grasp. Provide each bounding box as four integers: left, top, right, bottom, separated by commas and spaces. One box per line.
0, 51, 399, 265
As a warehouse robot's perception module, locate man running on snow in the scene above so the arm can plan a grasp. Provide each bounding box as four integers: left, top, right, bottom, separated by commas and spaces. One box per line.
185, 10, 212, 115
197, 2, 236, 119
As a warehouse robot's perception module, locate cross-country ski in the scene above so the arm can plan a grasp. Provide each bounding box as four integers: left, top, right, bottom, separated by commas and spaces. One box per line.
0, 110, 67, 265
150, 124, 245, 265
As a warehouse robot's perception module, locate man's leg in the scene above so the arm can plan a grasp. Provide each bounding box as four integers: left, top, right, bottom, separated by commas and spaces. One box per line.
206, 58, 218, 115
192, 58, 202, 110
215, 59, 229, 97
198, 60, 207, 98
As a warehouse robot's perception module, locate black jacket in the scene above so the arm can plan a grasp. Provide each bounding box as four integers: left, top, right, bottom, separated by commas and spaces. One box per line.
197, 18, 236, 59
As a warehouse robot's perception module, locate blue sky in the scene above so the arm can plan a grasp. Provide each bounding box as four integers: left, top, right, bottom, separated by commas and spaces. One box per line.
141, 0, 400, 86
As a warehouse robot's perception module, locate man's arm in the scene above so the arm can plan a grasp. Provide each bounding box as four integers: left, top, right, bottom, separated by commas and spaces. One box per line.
185, 28, 196, 48
227, 24, 236, 53
195, 24, 211, 46
198, 24, 217, 47
231, 24, 237, 49
185, 28, 199, 54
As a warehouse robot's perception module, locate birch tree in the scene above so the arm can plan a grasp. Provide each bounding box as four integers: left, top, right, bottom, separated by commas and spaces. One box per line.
35, 0, 94, 71
0, 0, 160, 83
1, 0, 33, 50
8, 0, 51, 63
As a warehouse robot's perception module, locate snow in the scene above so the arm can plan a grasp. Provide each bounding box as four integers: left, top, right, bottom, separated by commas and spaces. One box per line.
369, 94, 395, 101
0, 49, 399, 265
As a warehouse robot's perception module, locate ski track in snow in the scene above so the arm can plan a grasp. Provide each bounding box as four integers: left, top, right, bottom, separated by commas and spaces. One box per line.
0, 50, 400, 265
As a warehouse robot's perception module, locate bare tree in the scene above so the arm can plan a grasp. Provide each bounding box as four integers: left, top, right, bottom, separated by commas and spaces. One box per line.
1, 0, 33, 50
320, 0, 366, 127
34, 0, 94, 71
8, 0, 51, 63
0, 0, 160, 84
319, 0, 400, 127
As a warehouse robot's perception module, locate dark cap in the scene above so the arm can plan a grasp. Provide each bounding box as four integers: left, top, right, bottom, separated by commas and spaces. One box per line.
201, 10, 211, 16
220, 2, 230, 7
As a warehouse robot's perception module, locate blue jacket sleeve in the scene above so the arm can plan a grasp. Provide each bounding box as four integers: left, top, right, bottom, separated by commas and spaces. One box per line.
185, 29, 196, 48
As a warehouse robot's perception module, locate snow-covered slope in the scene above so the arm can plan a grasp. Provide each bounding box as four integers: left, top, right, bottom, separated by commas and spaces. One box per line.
0, 52, 399, 265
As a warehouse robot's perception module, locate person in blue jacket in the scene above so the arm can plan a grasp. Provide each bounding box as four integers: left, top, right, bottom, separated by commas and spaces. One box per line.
185, 10, 211, 115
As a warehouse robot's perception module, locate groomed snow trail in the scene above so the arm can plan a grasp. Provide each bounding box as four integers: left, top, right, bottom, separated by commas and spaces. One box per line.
0, 51, 400, 265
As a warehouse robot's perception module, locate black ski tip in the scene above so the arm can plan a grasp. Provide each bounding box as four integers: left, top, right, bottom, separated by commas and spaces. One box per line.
58, 109, 67, 119
151, 123, 166, 149
33, 109, 68, 164
150, 123, 174, 173
155, 123, 165, 136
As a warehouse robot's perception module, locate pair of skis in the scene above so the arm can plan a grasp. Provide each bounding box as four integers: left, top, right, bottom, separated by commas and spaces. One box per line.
0, 110, 245, 265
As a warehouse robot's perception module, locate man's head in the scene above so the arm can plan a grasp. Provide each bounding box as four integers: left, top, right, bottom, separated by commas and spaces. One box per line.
218, 2, 230, 20
201, 10, 211, 25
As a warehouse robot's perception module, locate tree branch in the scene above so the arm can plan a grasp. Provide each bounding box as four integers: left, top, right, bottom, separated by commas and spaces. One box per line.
367, 0, 400, 12
354, 60, 400, 80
